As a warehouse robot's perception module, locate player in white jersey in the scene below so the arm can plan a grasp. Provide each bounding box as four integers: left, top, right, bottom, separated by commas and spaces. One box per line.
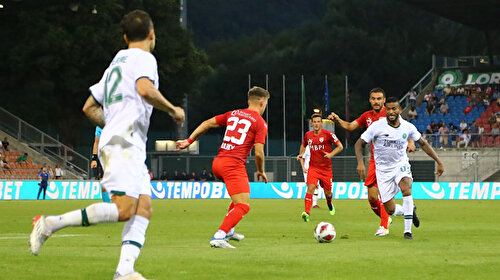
29, 10, 185, 280
298, 145, 322, 207
355, 97, 443, 239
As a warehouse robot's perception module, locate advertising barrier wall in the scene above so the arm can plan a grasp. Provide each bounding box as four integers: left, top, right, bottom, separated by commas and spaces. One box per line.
1, 180, 499, 200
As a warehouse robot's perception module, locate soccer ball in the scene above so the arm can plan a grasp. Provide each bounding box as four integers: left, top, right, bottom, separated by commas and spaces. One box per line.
314, 221, 336, 243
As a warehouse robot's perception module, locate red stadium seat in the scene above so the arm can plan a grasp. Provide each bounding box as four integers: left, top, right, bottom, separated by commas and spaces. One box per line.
495, 136, 500, 147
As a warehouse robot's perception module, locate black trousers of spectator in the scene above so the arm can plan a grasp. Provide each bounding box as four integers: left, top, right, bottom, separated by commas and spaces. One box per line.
37, 184, 47, 200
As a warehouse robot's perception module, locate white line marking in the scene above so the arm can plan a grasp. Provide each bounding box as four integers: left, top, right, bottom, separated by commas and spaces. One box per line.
0, 234, 91, 240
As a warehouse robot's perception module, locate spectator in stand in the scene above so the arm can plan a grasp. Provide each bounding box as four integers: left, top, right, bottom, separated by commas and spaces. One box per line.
17, 152, 28, 163
188, 171, 197, 181
408, 106, 418, 120
424, 91, 432, 102
0, 141, 2, 153
459, 120, 468, 132
425, 99, 436, 114
457, 85, 465, 96
469, 121, 479, 148
171, 170, 181, 180
465, 85, 472, 96
1, 155, 10, 169
457, 129, 471, 149
180, 171, 188, 181
474, 83, 482, 94
160, 170, 168, 180
443, 84, 452, 96
54, 164, 63, 179
426, 121, 439, 134
408, 88, 417, 108
440, 100, 449, 115
492, 87, 500, 100
438, 123, 449, 150
486, 85, 492, 98
2, 137, 9, 151
492, 123, 500, 136
198, 168, 210, 181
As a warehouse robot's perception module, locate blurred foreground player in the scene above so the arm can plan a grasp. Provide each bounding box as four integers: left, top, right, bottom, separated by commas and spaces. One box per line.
29, 10, 185, 280
177, 86, 269, 249
297, 113, 343, 222
355, 97, 443, 239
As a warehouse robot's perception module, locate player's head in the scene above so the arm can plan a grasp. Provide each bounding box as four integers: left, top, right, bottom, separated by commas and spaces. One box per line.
385, 97, 401, 124
121, 10, 155, 51
248, 86, 270, 115
310, 113, 323, 132
369, 87, 386, 112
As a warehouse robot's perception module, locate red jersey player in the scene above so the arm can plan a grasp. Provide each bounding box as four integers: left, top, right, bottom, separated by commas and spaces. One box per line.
297, 113, 343, 222
328, 87, 415, 236
176, 86, 269, 249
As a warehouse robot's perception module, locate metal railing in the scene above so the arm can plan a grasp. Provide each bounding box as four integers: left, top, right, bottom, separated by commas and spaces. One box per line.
400, 68, 435, 110
0, 106, 89, 178
148, 150, 500, 183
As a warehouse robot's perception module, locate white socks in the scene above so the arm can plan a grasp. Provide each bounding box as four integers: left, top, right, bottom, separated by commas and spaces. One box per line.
312, 189, 319, 206
213, 229, 226, 239
116, 215, 150, 276
402, 196, 414, 233
392, 204, 404, 216
45, 202, 119, 233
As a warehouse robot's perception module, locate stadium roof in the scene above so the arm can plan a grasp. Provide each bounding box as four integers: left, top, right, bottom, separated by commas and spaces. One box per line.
398, 0, 500, 30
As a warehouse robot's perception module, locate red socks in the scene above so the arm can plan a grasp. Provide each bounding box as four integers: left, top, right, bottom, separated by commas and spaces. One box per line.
305, 193, 313, 214
369, 198, 390, 229
219, 203, 250, 233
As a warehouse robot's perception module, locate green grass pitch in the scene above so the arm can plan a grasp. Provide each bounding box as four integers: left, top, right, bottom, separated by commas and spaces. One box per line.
1, 199, 499, 279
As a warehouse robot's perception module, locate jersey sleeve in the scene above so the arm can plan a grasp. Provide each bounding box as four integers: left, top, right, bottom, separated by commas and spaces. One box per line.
134, 53, 158, 86
254, 119, 267, 144
329, 132, 340, 145
355, 112, 367, 128
214, 111, 229, 126
360, 123, 376, 144
302, 133, 309, 147
89, 74, 106, 106
408, 123, 422, 141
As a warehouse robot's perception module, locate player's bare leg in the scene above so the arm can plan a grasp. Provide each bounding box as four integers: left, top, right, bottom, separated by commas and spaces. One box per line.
211, 192, 249, 248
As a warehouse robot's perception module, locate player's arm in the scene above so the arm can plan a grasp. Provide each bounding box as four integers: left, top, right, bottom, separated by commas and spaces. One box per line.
407, 138, 415, 153
354, 138, 367, 181
136, 77, 185, 123
328, 112, 360, 131
254, 143, 268, 183
323, 141, 343, 159
417, 137, 444, 176
90, 135, 99, 168
176, 117, 220, 150
296, 144, 306, 161
82, 96, 105, 128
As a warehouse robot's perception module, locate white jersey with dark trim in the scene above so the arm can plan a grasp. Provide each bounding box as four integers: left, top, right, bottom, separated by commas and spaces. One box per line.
89, 48, 158, 151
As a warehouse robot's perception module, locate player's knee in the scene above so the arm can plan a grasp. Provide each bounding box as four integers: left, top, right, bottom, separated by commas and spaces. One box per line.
235, 203, 250, 215
117, 204, 135, 221
386, 208, 395, 215
136, 205, 153, 219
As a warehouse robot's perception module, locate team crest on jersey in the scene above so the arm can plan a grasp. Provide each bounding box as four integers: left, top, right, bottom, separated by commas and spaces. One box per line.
308, 139, 313, 146
367, 117, 373, 126
319, 137, 324, 143
402, 133, 407, 139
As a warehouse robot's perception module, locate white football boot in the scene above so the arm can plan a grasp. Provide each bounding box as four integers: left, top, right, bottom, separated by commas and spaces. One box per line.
374, 226, 389, 236
210, 237, 236, 249
114, 272, 147, 280
225, 232, 245, 241
29, 215, 52, 255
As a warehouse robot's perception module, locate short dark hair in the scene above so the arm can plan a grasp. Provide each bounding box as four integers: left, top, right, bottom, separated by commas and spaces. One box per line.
311, 113, 322, 119
369, 87, 386, 97
120, 10, 154, 42
248, 86, 270, 100
386, 96, 399, 104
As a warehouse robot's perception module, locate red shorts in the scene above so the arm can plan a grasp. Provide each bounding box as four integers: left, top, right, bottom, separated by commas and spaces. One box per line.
212, 156, 249, 196
364, 159, 378, 187
306, 167, 332, 192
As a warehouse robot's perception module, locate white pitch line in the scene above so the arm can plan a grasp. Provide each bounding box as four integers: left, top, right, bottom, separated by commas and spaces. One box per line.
0, 234, 91, 240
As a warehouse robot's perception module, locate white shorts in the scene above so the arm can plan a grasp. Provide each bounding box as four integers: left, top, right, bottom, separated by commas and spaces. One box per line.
376, 163, 413, 203
99, 142, 151, 199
